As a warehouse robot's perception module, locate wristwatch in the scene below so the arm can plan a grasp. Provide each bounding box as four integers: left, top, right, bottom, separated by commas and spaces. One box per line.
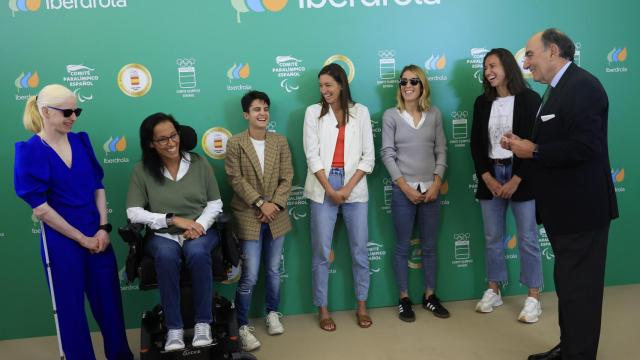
98, 223, 112, 233
254, 199, 265, 208
166, 213, 175, 226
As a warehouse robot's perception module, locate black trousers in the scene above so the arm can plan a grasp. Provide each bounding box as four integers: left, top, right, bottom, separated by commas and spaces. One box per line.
549, 224, 610, 360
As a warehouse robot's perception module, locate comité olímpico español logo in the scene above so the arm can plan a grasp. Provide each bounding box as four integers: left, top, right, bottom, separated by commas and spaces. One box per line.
231, 0, 288, 23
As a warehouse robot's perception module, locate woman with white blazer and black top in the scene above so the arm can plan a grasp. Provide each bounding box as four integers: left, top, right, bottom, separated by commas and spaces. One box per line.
470, 48, 544, 323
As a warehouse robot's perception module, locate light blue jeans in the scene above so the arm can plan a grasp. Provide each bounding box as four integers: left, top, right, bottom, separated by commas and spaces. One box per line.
391, 184, 441, 293
235, 223, 284, 326
310, 168, 370, 307
479, 163, 543, 288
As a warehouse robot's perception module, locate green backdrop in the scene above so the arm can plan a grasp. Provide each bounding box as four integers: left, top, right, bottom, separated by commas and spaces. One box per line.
1, 0, 637, 340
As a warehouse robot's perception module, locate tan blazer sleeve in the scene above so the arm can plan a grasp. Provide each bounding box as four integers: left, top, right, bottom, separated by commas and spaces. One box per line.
224, 137, 261, 206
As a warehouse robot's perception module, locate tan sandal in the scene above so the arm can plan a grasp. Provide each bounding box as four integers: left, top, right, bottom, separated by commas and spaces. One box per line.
356, 312, 372, 328
319, 317, 336, 332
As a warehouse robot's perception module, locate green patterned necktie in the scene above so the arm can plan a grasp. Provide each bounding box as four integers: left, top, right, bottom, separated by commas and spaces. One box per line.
540, 85, 552, 109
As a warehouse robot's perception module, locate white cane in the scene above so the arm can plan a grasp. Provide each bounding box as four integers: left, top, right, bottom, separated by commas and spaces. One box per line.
40, 221, 65, 360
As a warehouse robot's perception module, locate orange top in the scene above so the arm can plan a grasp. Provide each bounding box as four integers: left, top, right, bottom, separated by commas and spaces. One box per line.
331, 125, 345, 168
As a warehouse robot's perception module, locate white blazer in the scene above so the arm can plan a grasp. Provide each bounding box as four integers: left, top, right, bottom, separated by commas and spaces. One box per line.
303, 102, 375, 203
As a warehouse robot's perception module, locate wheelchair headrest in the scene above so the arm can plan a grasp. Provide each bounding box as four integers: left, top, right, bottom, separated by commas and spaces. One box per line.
180, 125, 197, 152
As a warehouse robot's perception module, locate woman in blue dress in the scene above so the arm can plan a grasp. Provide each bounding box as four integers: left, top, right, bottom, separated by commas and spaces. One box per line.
13, 84, 133, 360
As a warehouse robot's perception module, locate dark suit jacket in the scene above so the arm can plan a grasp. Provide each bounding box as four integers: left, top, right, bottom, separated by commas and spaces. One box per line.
470, 88, 541, 201
532, 63, 618, 235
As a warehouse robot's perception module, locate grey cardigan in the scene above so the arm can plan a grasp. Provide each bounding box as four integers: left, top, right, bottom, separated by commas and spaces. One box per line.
380, 107, 447, 185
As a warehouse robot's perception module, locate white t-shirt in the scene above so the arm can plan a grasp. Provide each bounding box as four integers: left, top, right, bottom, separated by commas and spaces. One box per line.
250, 137, 265, 175
488, 95, 515, 159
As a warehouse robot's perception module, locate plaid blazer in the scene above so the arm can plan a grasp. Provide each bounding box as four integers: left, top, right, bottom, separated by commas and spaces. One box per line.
224, 130, 293, 240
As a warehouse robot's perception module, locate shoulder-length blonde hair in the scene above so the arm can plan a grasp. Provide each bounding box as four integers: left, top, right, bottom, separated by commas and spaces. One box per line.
396, 65, 431, 113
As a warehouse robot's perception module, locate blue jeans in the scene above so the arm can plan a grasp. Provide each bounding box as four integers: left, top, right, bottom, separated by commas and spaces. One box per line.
310, 168, 370, 307
391, 184, 441, 293
235, 223, 285, 326
146, 231, 219, 330
479, 163, 543, 288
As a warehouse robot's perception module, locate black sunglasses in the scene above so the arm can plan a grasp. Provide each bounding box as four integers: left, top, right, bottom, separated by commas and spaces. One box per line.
399, 78, 422, 87
47, 106, 82, 118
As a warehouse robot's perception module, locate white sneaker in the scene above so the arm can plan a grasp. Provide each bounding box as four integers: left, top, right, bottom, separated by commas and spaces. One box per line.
265, 311, 284, 335
518, 297, 542, 323
475, 289, 503, 313
239, 325, 261, 352
192, 322, 213, 347
164, 329, 185, 351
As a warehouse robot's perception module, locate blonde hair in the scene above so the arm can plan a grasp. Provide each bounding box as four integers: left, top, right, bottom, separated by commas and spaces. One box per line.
23, 84, 75, 133
396, 65, 431, 113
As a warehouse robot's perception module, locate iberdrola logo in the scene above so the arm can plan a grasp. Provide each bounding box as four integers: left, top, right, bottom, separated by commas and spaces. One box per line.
611, 168, 625, 183
15, 71, 39, 89
607, 47, 627, 64
425, 53, 447, 71
231, 0, 288, 23
503, 234, 517, 250
103, 136, 127, 153
8, 0, 41, 16
227, 63, 250, 80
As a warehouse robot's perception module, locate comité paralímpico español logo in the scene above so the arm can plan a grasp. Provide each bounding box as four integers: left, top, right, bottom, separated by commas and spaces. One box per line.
15, 71, 39, 89
8, 0, 40, 16
231, 0, 288, 23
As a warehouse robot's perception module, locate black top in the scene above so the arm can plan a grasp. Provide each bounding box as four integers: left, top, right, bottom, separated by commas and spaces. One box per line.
470, 88, 541, 201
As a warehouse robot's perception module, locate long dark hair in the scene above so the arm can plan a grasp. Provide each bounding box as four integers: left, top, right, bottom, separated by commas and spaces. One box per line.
139, 112, 189, 184
318, 63, 354, 124
482, 48, 529, 101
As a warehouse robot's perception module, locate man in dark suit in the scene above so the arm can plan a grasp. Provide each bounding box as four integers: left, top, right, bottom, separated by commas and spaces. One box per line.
504, 28, 619, 360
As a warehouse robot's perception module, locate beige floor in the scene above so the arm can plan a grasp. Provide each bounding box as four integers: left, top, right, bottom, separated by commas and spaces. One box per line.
1, 284, 637, 360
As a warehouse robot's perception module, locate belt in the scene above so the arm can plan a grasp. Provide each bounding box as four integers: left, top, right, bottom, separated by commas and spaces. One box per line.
490, 158, 512, 165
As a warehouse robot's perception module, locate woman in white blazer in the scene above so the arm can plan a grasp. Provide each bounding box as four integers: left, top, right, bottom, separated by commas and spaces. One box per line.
303, 63, 375, 331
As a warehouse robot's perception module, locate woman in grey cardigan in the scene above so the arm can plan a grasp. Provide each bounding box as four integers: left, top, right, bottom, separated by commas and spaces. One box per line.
381, 64, 449, 322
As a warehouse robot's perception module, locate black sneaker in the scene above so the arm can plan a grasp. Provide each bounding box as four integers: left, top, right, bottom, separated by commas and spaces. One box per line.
398, 297, 416, 322
423, 294, 450, 318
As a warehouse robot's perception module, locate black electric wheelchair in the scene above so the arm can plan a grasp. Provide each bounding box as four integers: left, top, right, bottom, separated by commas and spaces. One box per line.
118, 125, 256, 360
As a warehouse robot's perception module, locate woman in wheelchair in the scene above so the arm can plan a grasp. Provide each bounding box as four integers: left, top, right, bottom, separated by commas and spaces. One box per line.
126, 113, 223, 351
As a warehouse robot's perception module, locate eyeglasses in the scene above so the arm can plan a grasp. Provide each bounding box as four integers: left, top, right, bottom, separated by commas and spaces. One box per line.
153, 133, 180, 146
399, 78, 422, 87
47, 106, 82, 118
